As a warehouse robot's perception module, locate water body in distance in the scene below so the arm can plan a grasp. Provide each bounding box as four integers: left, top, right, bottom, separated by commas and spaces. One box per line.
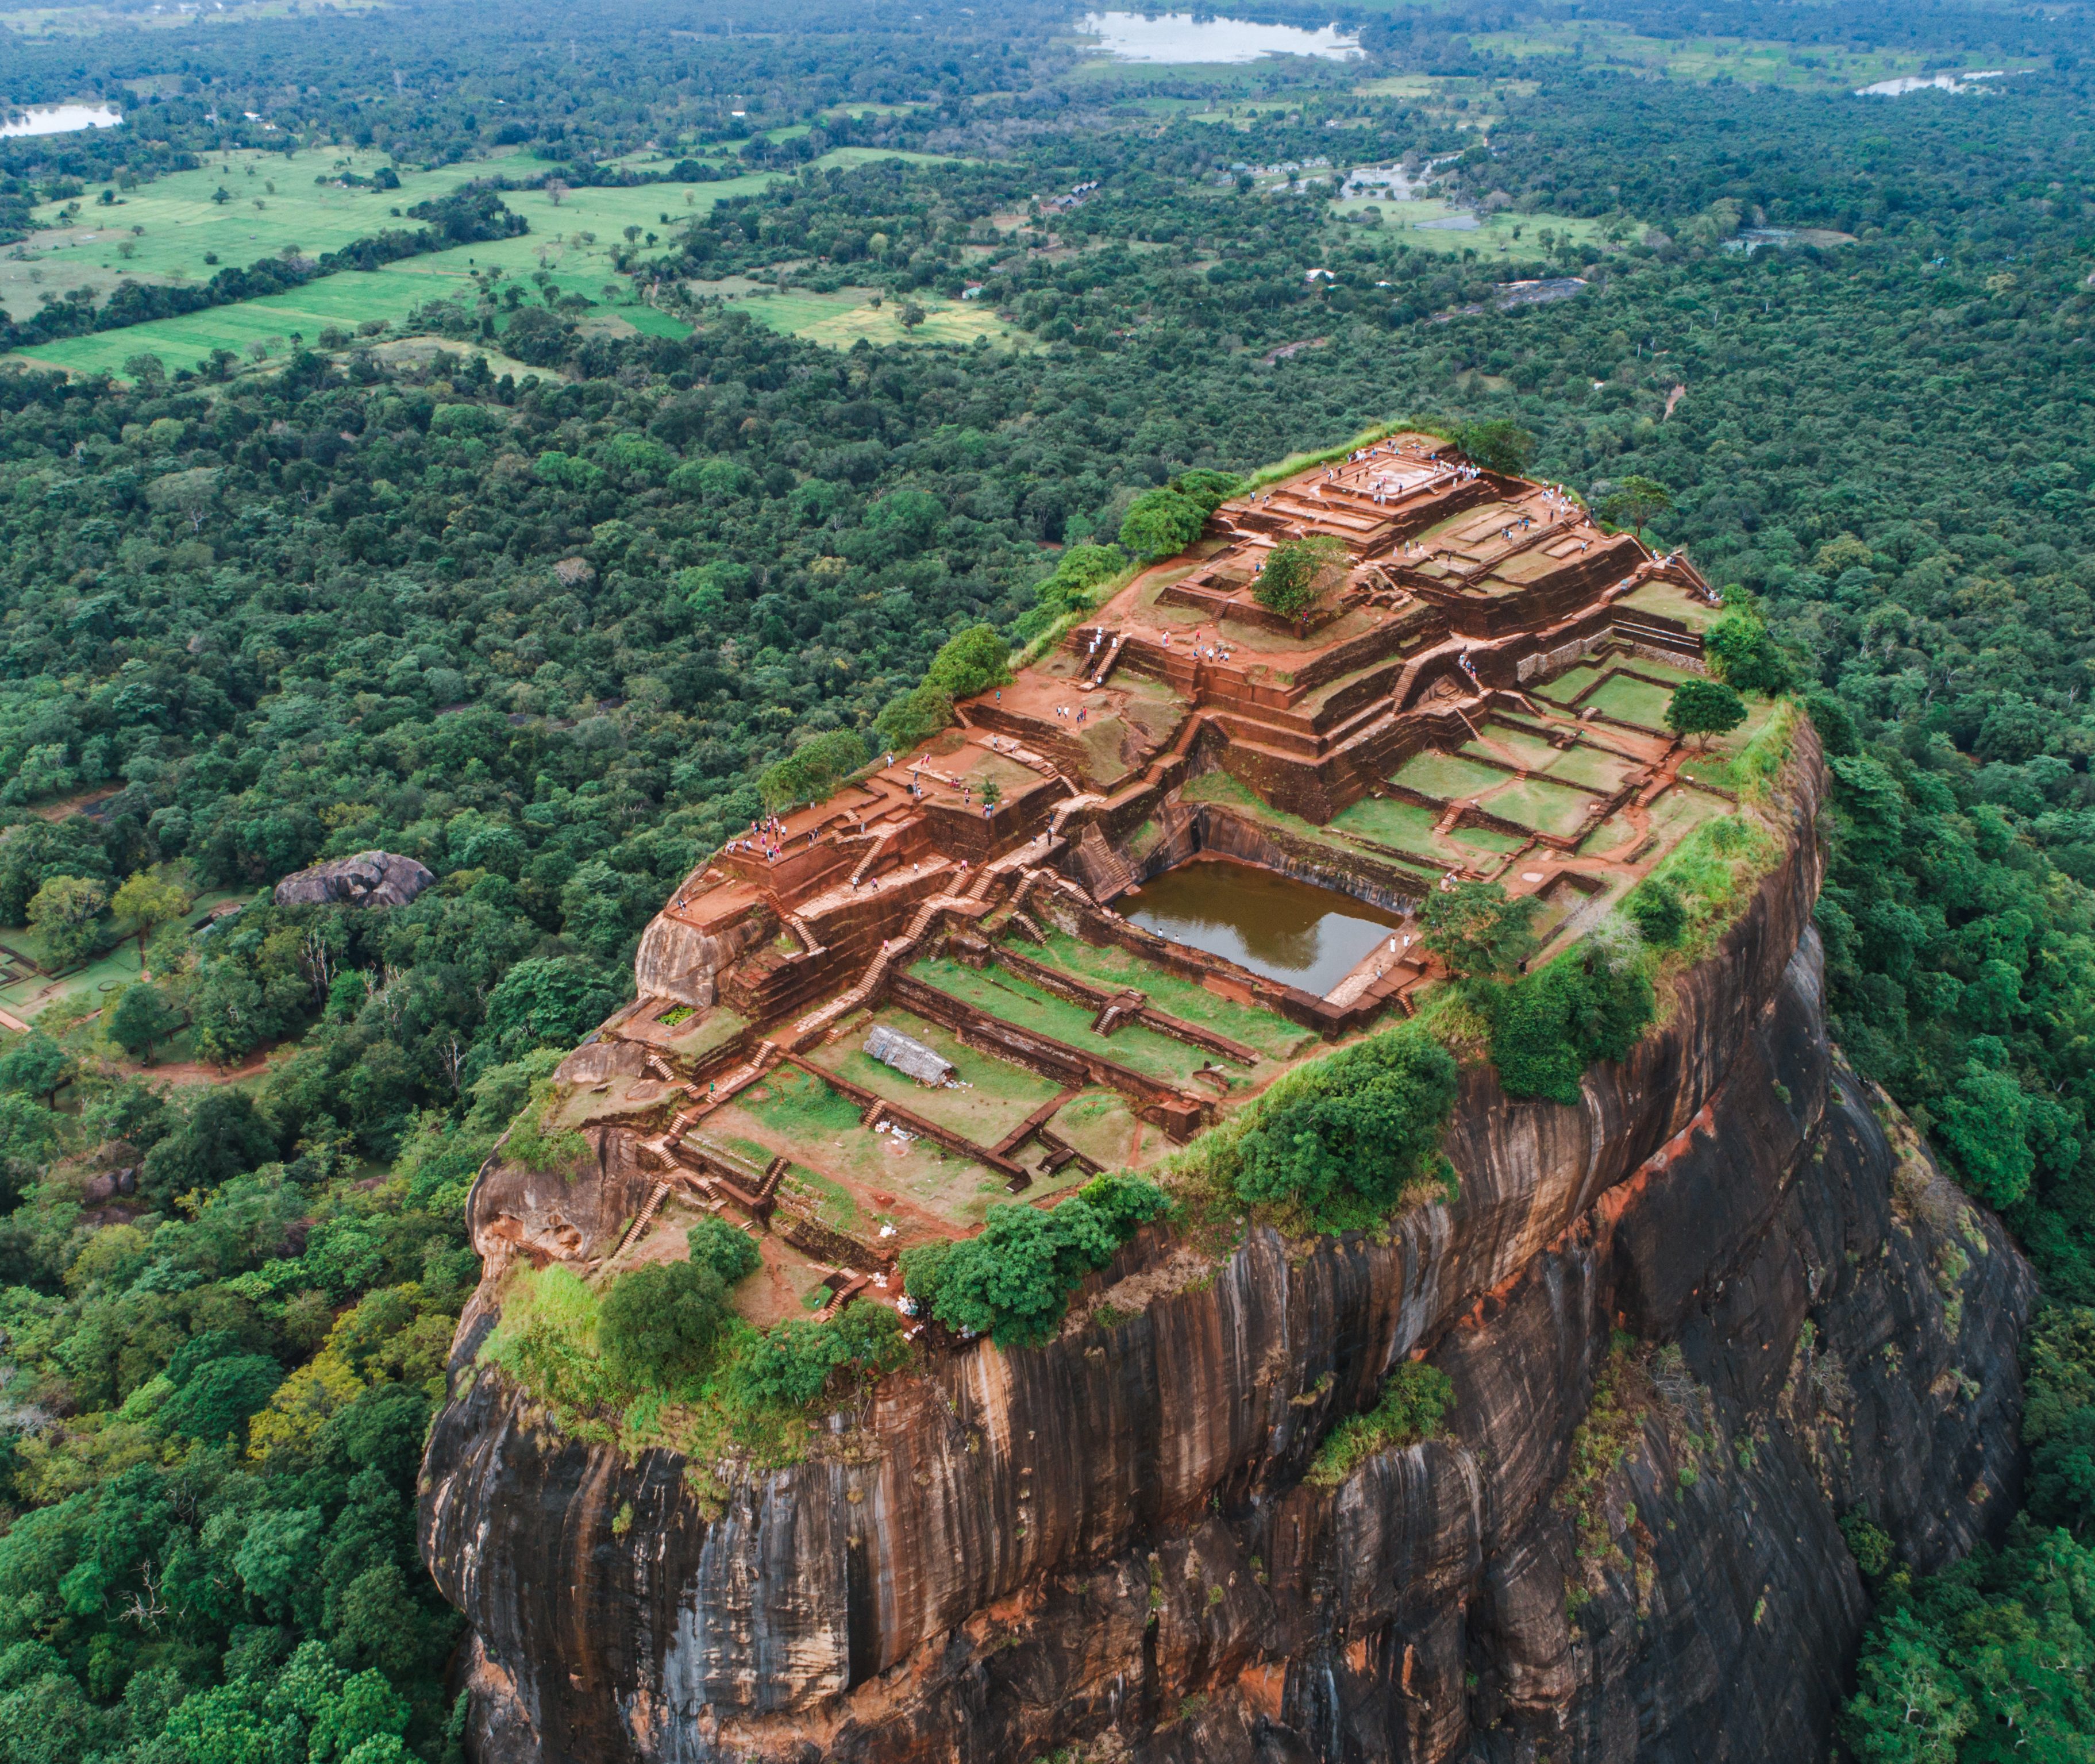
1121, 857, 1408, 997
1854, 71, 2009, 97
0, 105, 124, 138
1078, 11, 1360, 63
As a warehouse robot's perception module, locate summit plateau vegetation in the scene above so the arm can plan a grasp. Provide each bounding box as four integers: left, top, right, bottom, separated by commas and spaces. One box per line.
0, 0, 2090, 1758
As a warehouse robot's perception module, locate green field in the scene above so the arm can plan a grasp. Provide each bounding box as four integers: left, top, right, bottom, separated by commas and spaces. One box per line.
1481, 775, 1600, 838
1390, 749, 1510, 802
722, 286, 1018, 350
1465, 723, 1560, 772
1544, 741, 1640, 794
4, 145, 516, 317
1327, 195, 1623, 261
1584, 672, 1678, 730
1459, 24, 2025, 92
7, 147, 973, 379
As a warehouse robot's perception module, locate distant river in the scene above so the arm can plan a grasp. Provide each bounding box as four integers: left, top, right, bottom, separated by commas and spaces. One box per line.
0, 103, 125, 138
1078, 11, 1360, 63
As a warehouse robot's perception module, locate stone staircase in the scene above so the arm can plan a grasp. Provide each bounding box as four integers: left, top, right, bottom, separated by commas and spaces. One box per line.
608, 1179, 672, 1260
662, 1040, 780, 1150
786, 890, 976, 1047
1075, 823, 1140, 903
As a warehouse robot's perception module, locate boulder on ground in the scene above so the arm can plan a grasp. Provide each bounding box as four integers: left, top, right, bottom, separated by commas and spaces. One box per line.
272, 850, 435, 910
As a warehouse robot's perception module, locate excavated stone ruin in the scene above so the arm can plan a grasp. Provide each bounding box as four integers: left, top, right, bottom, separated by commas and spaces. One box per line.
419, 441, 2032, 1763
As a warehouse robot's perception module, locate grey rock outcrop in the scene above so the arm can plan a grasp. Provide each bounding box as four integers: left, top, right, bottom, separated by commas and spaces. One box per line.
272, 849, 435, 909
421, 735, 2037, 1763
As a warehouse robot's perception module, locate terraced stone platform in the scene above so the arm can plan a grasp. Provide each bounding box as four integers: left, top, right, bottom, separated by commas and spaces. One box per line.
531, 431, 1747, 1318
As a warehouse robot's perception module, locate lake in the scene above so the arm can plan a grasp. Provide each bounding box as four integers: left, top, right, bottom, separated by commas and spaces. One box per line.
1, 104, 125, 138
1122, 857, 1409, 997
1079, 11, 1360, 64
1855, 71, 2007, 97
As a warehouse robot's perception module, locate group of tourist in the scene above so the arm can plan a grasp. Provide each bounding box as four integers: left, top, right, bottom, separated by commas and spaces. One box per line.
728, 814, 795, 864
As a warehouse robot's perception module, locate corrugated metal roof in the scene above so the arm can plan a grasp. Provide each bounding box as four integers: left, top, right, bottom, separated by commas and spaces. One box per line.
866, 1024, 954, 1087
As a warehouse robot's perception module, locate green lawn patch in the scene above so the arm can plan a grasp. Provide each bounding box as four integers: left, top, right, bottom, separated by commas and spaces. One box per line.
907, 955, 1217, 1087
1450, 822, 1528, 855
1480, 775, 1601, 839
1023, 929, 1312, 1060
1543, 742, 1639, 794
1464, 723, 1560, 772
1330, 795, 1445, 859
1583, 672, 1676, 731
1389, 750, 1510, 802
808, 1006, 1064, 1141
1536, 663, 1606, 705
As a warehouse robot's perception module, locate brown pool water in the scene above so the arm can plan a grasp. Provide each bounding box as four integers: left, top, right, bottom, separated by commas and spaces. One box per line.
1122, 857, 1411, 996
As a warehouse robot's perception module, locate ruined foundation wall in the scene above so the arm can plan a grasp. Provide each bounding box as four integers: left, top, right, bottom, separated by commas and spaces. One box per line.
422, 734, 2035, 1763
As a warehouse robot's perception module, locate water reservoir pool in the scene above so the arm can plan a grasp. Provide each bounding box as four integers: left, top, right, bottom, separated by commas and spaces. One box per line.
1122, 858, 1409, 997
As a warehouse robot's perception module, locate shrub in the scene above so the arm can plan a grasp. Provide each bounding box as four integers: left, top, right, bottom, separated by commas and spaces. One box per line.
1031, 541, 1127, 617
1170, 468, 1242, 514
597, 1258, 727, 1391
1705, 611, 1793, 695
686, 1216, 761, 1285
1231, 1024, 1459, 1226
923, 623, 1014, 701
1935, 1041, 2034, 1208
759, 729, 868, 811
1666, 679, 1748, 748
1451, 418, 1535, 475
1117, 486, 1206, 560
1840, 1509, 1896, 1579
873, 682, 954, 754
730, 1299, 909, 1408
1254, 534, 1347, 621
900, 1176, 1166, 1347
1489, 938, 1655, 1105
1308, 1362, 1455, 1485
870, 625, 1012, 755
1621, 878, 1686, 948
1420, 880, 1539, 981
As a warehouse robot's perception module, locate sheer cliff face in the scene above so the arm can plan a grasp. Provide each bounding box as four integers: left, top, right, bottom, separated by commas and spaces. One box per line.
421, 737, 2036, 1764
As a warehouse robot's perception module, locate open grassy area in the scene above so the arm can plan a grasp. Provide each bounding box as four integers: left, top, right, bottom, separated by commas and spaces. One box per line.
718, 284, 1019, 350
1330, 794, 1443, 858
908, 954, 1220, 1088
1327, 196, 1622, 262
1465, 722, 1560, 772
5, 145, 513, 317
806, 1005, 1064, 1142
8, 148, 972, 380
1050, 1088, 1157, 1170
1482, 775, 1600, 838
1023, 929, 1313, 1061
1460, 24, 2008, 92
1544, 741, 1640, 794
1390, 749, 1510, 802
1537, 662, 1607, 705
1621, 579, 1725, 634
1584, 672, 1677, 730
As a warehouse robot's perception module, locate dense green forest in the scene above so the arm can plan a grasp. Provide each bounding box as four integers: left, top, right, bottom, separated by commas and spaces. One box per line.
0, 1, 2091, 1758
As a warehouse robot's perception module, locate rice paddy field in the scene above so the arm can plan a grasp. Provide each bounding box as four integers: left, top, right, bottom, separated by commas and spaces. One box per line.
5, 144, 991, 379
